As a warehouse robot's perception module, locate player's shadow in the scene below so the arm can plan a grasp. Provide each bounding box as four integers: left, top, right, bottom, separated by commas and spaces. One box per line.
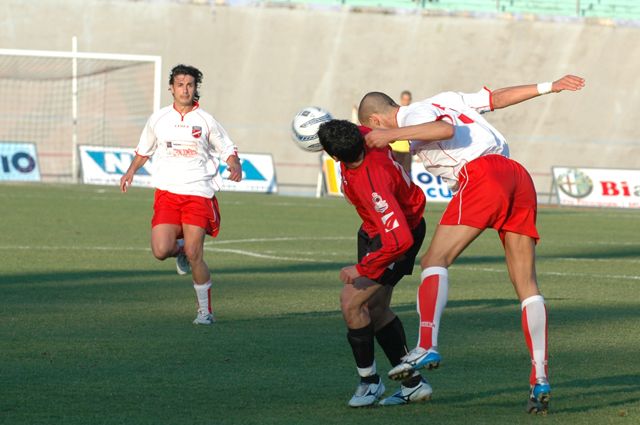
553, 374, 640, 414
0, 270, 170, 286
435, 373, 640, 413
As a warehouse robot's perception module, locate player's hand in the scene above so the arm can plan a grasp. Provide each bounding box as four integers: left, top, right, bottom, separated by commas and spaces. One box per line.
340, 265, 361, 285
365, 129, 395, 149
120, 173, 133, 193
226, 155, 242, 182
552, 75, 585, 93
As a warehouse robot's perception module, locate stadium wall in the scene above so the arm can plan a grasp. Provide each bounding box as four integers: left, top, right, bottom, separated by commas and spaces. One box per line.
1, 0, 639, 194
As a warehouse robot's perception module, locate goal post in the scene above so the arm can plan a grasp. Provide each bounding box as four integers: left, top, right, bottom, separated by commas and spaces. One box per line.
0, 46, 161, 183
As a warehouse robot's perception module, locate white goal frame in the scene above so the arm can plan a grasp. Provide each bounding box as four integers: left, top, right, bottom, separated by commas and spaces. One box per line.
0, 43, 161, 182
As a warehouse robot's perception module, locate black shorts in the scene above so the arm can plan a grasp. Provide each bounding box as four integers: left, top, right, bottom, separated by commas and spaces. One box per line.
357, 218, 426, 287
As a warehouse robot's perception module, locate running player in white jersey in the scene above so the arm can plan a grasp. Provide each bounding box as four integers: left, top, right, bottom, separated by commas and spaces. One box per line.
358, 75, 585, 414
120, 64, 242, 325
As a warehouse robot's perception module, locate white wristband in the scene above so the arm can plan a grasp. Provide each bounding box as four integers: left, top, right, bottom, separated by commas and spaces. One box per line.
536, 82, 553, 95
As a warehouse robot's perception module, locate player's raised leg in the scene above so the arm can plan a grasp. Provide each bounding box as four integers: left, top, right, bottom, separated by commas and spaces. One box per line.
151, 223, 182, 260
182, 223, 214, 325
389, 224, 483, 380
503, 231, 550, 414
341, 278, 386, 407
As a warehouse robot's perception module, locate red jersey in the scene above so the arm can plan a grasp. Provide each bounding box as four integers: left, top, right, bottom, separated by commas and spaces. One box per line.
341, 127, 426, 280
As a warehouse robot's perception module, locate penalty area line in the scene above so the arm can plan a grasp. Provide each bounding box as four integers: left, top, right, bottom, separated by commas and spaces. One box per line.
204, 247, 333, 263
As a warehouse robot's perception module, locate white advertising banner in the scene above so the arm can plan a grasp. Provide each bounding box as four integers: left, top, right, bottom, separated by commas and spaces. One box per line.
80, 146, 154, 187
80, 147, 277, 193
0, 142, 41, 181
219, 153, 277, 193
552, 166, 640, 209
411, 162, 453, 203
321, 154, 452, 203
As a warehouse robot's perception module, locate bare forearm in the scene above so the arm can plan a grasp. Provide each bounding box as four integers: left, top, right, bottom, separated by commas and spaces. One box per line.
126, 154, 148, 175
365, 121, 454, 148
491, 75, 585, 110
396, 121, 455, 142
491, 84, 540, 110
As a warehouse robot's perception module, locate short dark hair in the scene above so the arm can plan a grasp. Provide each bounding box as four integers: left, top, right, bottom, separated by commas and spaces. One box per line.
318, 120, 364, 163
169, 64, 203, 101
358, 92, 399, 124
400, 90, 412, 98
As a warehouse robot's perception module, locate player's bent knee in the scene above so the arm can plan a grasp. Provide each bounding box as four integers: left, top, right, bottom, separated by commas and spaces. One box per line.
151, 246, 172, 261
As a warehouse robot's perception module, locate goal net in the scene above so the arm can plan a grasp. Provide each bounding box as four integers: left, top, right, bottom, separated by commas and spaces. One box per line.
0, 48, 161, 182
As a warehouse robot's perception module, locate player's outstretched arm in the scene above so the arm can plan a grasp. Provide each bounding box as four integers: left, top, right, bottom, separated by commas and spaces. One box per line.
491, 74, 585, 110
119, 154, 148, 193
365, 121, 454, 149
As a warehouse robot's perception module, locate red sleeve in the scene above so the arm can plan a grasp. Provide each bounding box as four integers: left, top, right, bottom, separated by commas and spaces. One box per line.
355, 167, 414, 281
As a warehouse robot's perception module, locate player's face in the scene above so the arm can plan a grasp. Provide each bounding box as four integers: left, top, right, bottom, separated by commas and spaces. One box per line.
170, 74, 196, 106
400, 94, 412, 106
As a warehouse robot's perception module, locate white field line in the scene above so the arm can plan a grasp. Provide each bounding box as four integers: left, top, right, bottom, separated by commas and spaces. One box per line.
0, 242, 638, 280
543, 257, 640, 264
0, 244, 332, 263
204, 247, 332, 263
542, 240, 640, 247
204, 236, 351, 245
457, 266, 640, 281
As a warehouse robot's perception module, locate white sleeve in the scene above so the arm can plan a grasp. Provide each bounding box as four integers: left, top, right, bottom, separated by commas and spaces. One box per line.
208, 118, 238, 161
460, 87, 494, 114
135, 117, 157, 157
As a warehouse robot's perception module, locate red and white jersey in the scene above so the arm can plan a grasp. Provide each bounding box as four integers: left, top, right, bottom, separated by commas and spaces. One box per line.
135, 102, 238, 198
341, 127, 426, 280
397, 87, 508, 191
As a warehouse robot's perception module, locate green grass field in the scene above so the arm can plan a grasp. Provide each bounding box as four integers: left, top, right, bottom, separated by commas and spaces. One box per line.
1, 183, 639, 425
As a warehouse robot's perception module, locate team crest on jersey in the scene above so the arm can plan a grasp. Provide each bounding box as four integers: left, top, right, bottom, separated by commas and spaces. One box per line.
372, 192, 389, 213
192, 126, 202, 138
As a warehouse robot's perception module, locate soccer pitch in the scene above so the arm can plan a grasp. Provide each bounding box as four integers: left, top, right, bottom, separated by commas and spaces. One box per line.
1, 183, 639, 425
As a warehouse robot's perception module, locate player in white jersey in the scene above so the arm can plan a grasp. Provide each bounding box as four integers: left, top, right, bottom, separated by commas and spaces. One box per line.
120, 64, 242, 325
358, 75, 585, 413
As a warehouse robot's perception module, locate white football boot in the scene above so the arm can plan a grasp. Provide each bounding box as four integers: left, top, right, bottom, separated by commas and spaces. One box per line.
348, 378, 385, 408
193, 309, 215, 325
388, 347, 441, 380
379, 377, 433, 406
175, 239, 191, 276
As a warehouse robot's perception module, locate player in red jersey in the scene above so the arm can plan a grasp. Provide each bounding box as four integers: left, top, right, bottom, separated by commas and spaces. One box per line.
358, 75, 585, 414
317, 120, 431, 407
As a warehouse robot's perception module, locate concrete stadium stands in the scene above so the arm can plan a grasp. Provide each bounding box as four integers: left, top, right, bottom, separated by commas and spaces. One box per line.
261, 0, 640, 20
2, 0, 639, 194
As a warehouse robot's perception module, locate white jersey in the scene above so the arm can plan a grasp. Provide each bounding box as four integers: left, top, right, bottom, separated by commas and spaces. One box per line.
135, 102, 238, 198
397, 87, 508, 191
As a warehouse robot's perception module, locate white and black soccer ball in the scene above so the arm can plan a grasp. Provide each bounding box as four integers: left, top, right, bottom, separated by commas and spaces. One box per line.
291, 106, 333, 152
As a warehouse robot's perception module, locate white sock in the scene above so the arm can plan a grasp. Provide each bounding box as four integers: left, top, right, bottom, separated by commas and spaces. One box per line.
417, 267, 448, 351
193, 280, 212, 314
521, 295, 548, 384
357, 360, 376, 378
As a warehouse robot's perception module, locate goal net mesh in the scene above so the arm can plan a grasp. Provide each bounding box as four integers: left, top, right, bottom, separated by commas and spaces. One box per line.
0, 53, 156, 182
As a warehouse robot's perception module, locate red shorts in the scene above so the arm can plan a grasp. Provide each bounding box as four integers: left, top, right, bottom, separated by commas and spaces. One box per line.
151, 190, 221, 237
440, 155, 539, 244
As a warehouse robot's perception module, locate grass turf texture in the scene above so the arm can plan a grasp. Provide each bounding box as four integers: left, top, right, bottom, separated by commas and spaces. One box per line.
1, 183, 639, 425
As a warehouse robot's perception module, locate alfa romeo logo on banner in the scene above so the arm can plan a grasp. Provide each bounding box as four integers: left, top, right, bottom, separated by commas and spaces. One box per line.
556, 168, 593, 198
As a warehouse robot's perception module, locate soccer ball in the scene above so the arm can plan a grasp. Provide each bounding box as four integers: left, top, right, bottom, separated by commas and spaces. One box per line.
291, 106, 333, 152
